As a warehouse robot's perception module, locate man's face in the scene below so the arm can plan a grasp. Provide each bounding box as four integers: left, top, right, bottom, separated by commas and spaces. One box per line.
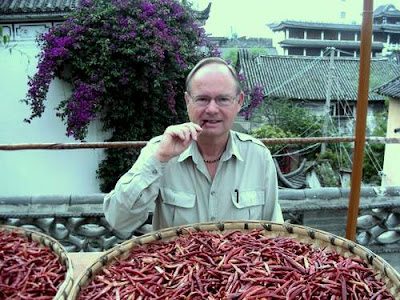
185, 63, 244, 139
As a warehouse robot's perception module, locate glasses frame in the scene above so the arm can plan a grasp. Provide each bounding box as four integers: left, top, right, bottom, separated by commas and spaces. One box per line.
187, 93, 240, 107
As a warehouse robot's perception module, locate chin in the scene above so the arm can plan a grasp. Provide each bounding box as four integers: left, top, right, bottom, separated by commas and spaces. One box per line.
203, 128, 228, 138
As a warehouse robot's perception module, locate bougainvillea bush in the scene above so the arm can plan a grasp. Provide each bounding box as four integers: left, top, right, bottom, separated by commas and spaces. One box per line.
23, 0, 219, 191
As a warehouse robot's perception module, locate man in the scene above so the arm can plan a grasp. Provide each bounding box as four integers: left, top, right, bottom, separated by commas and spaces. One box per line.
104, 57, 283, 233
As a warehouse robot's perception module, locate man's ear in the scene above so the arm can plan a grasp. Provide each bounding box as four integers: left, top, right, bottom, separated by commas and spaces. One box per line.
184, 92, 190, 106
237, 92, 245, 108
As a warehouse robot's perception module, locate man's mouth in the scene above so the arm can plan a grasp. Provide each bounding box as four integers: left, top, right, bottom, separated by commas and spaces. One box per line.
202, 120, 221, 126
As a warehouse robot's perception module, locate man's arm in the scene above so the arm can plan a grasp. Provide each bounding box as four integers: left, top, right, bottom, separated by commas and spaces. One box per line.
103, 142, 164, 234
264, 151, 284, 223
104, 122, 203, 233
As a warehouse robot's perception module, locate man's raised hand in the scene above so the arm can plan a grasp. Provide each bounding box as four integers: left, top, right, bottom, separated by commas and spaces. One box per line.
154, 122, 203, 162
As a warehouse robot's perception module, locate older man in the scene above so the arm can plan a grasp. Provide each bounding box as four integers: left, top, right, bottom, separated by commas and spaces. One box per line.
104, 57, 283, 233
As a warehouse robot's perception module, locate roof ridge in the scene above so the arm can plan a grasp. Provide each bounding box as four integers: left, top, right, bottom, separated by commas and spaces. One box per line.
252, 54, 390, 62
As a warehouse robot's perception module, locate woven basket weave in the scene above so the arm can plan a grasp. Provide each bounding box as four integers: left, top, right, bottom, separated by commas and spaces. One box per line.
70, 221, 400, 299
0, 225, 74, 300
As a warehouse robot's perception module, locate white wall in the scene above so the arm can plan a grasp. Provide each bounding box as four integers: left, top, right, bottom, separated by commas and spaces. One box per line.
382, 98, 400, 187
0, 41, 109, 196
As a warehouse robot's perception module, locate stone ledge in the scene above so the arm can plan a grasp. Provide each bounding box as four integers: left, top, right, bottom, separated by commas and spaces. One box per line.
1, 186, 399, 206
278, 189, 306, 200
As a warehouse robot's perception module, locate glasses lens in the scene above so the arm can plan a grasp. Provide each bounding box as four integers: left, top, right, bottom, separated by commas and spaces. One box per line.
193, 97, 210, 107
191, 94, 237, 107
216, 96, 234, 106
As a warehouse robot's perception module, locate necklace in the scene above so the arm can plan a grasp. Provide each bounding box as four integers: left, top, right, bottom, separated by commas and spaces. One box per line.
203, 156, 221, 164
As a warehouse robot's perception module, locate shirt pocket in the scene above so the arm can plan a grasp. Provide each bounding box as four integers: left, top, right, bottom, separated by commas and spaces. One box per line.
160, 187, 196, 226
231, 190, 264, 220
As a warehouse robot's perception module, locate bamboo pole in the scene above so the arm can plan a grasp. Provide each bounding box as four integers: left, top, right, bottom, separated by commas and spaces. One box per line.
346, 0, 374, 241
1, 137, 399, 151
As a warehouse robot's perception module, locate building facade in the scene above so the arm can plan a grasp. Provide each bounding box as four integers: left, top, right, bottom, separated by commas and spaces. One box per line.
269, 4, 400, 58
0, 0, 210, 197
374, 77, 400, 187
237, 49, 400, 135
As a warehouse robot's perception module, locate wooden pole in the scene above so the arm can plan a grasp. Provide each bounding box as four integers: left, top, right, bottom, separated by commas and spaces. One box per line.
0, 137, 399, 151
346, 0, 373, 241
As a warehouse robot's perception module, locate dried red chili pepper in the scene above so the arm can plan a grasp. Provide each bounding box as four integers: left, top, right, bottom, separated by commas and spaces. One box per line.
78, 229, 396, 299
0, 229, 66, 299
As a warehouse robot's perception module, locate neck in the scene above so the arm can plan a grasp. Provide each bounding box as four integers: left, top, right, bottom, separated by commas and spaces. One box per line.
197, 132, 229, 160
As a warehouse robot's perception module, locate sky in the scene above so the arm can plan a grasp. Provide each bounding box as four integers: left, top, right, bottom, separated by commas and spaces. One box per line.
191, 0, 400, 38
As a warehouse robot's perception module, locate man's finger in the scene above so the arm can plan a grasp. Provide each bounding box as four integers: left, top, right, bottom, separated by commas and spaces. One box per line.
185, 124, 199, 141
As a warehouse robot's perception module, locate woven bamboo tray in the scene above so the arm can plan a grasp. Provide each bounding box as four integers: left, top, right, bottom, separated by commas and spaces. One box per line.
0, 225, 74, 300
70, 221, 400, 299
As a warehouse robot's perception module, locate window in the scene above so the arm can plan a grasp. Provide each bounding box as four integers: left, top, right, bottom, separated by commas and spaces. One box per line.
307, 29, 322, 40
331, 101, 354, 117
340, 11, 346, 19
341, 31, 355, 41
288, 48, 304, 55
306, 48, 321, 56
289, 28, 305, 39
324, 30, 338, 40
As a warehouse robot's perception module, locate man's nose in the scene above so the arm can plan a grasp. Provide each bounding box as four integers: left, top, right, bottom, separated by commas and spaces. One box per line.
205, 99, 219, 112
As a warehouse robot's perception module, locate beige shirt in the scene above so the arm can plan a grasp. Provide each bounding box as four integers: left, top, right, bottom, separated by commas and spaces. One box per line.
104, 131, 283, 234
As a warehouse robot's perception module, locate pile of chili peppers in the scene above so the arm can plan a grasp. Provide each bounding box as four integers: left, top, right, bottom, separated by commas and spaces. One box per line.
79, 229, 395, 299
0, 229, 67, 299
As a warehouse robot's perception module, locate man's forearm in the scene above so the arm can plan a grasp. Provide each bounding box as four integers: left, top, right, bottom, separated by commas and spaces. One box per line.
103, 144, 165, 233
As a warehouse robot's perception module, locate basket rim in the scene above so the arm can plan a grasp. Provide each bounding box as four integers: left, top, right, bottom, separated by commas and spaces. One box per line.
70, 221, 400, 300
0, 224, 74, 300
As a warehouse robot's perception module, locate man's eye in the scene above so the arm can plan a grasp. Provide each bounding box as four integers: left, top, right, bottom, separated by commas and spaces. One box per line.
218, 97, 230, 103
195, 97, 209, 103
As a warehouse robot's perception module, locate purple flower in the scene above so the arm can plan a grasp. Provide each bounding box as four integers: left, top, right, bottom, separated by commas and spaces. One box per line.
166, 82, 177, 114
175, 51, 186, 68
63, 81, 103, 139
140, 2, 156, 16
23, 0, 214, 141
240, 84, 264, 119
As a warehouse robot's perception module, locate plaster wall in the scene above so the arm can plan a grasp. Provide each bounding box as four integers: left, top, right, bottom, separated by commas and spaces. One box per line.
382, 98, 400, 186
0, 41, 109, 196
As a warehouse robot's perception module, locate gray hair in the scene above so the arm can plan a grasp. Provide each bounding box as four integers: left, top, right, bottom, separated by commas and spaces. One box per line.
185, 57, 242, 94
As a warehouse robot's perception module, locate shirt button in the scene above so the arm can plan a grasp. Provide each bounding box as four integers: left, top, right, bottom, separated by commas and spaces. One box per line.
211, 191, 215, 196
152, 169, 158, 175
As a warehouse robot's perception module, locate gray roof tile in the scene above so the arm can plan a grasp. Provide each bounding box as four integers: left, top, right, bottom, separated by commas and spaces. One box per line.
269, 20, 400, 33
238, 49, 400, 101
0, 0, 79, 20
0, 0, 210, 23
0, 0, 79, 12
269, 21, 362, 31
374, 4, 400, 17
373, 76, 400, 98
279, 39, 384, 50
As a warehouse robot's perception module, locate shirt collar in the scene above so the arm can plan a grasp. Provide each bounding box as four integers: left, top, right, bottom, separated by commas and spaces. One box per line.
177, 131, 244, 163
224, 131, 244, 162
177, 141, 197, 163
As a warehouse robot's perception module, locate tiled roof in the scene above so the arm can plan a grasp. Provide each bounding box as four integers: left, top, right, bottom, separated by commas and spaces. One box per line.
374, 4, 400, 18
373, 76, 400, 99
0, 0, 210, 22
269, 20, 400, 33
209, 37, 273, 48
378, 23, 400, 33
188, 2, 211, 20
269, 21, 361, 31
279, 39, 384, 50
238, 49, 400, 101
0, 0, 79, 20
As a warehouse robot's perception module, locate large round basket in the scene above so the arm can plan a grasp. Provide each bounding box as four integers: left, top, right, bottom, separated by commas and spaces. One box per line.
70, 221, 400, 299
0, 225, 74, 300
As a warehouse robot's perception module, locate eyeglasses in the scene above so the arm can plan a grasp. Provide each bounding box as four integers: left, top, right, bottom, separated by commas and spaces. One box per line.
188, 93, 239, 107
